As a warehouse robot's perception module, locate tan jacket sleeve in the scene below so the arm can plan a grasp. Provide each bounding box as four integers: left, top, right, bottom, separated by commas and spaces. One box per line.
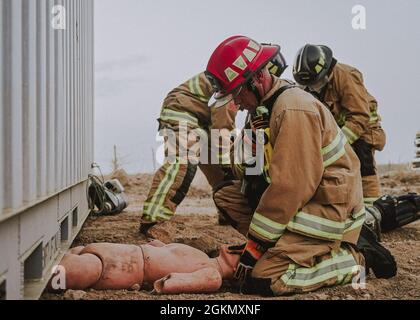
338, 69, 371, 144
248, 109, 324, 245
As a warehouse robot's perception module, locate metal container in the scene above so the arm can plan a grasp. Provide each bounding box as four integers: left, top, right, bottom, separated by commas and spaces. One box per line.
0, 0, 94, 299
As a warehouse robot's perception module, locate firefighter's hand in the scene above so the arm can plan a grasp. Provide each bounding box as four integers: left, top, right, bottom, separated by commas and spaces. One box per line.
233, 240, 265, 284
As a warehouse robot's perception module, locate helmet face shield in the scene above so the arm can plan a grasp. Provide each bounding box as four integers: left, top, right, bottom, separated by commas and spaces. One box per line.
208, 86, 242, 108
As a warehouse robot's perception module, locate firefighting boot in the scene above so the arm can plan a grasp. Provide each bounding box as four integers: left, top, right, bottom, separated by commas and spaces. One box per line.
356, 224, 397, 279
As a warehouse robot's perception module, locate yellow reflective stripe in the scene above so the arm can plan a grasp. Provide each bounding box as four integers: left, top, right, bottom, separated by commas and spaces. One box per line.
160, 109, 199, 127
144, 159, 181, 220
364, 197, 378, 206
287, 211, 345, 241
250, 212, 286, 241
344, 207, 366, 233
281, 249, 359, 287
342, 126, 359, 144
369, 110, 379, 124
322, 130, 347, 168
143, 202, 174, 221
189, 75, 209, 103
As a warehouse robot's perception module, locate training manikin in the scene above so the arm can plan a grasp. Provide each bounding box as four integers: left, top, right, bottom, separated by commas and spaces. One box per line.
48, 241, 241, 294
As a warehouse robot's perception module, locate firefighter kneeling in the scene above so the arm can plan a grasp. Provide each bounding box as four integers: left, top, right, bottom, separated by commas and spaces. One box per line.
206, 36, 397, 296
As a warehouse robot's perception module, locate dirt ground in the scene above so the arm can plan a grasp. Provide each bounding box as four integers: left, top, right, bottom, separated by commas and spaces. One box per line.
42, 168, 420, 300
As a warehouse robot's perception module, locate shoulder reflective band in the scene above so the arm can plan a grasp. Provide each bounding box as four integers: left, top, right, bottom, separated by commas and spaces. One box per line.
280, 249, 359, 287
189, 75, 210, 103
250, 212, 286, 242
369, 110, 379, 124
322, 130, 347, 168
341, 126, 360, 145
287, 211, 345, 241
160, 109, 200, 128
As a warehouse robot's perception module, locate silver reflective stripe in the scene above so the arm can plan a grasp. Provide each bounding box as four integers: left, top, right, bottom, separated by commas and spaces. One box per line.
250, 212, 286, 241
287, 211, 345, 241
291, 213, 344, 235
281, 249, 359, 287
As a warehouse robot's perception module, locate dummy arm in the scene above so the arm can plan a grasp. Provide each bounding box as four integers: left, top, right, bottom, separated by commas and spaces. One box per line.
153, 267, 222, 294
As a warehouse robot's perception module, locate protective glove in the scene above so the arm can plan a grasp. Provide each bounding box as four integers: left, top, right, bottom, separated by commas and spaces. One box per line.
227, 243, 246, 254
234, 239, 266, 283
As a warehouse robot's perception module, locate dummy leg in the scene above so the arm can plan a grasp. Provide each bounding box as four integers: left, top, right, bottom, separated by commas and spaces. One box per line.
153, 267, 222, 294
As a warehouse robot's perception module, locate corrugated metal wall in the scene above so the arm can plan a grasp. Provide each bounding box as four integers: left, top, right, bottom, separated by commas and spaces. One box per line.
0, 0, 94, 221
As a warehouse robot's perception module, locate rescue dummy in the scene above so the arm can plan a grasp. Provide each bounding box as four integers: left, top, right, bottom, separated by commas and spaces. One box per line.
48, 241, 241, 294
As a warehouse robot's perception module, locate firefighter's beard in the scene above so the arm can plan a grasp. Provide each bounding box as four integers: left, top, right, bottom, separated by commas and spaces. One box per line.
308, 75, 329, 94
235, 89, 260, 112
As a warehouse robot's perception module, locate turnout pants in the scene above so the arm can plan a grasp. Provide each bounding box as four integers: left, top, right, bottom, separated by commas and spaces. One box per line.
214, 181, 366, 296
142, 123, 225, 223
213, 180, 254, 236
252, 231, 365, 296
352, 139, 381, 206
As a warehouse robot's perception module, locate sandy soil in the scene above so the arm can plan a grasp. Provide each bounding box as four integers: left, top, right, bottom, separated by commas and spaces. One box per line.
42, 169, 420, 300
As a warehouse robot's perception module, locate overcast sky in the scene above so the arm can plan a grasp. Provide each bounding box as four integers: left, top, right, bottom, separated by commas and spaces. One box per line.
94, 0, 420, 173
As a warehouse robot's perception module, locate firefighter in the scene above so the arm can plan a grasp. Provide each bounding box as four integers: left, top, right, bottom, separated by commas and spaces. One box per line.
206, 36, 396, 296
139, 72, 237, 234
293, 44, 386, 207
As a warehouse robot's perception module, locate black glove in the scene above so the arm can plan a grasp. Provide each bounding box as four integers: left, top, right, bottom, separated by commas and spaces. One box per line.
234, 240, 265, 284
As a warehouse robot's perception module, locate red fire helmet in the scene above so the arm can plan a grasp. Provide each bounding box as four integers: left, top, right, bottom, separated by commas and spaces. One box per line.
206, 36, 280, 100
